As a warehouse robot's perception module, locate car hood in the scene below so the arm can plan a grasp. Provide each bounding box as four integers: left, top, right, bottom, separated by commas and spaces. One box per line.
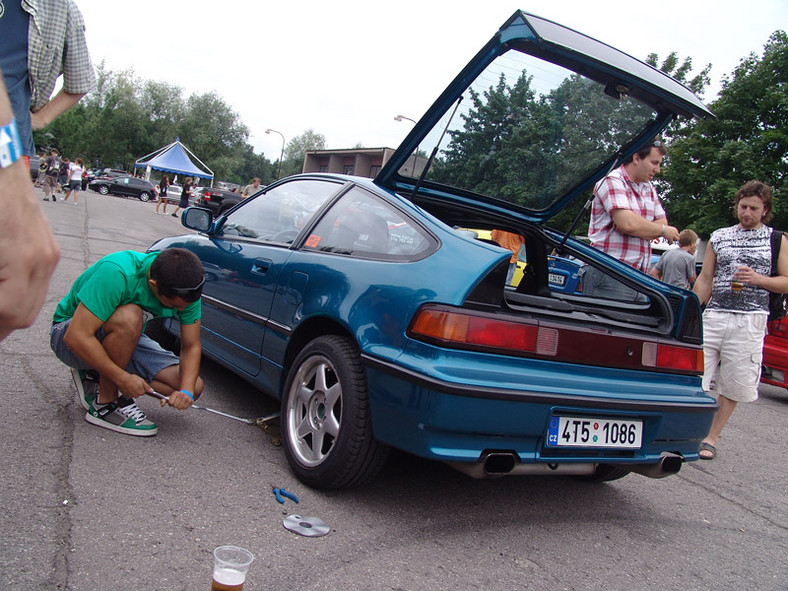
375, 10, 713, 225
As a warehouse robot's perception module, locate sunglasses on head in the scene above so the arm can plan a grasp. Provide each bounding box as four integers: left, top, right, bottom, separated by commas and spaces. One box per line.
651, 140, 664, 147
170, 276, 205, 299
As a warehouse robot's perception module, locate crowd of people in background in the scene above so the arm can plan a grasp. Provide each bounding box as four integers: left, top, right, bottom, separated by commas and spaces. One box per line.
37, 148, 88, 203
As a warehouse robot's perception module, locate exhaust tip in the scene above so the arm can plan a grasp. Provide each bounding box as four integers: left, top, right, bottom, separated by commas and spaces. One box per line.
661, 454, 682, 474
483, 452, 518, 475
630, 452, 684, 479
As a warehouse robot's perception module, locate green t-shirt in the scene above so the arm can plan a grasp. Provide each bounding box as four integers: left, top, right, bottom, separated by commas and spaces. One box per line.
53, 251, 201, 325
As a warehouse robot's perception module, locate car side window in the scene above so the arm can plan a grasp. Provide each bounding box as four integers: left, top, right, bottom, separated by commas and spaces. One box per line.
220, 179, 340, 242
305, 186, 435, 260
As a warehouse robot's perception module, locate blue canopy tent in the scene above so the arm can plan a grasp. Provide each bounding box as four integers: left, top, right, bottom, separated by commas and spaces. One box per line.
134, 139, 214, 184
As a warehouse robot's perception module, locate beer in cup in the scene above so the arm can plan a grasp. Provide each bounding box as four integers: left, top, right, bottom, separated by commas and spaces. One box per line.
211, 545, 254, 591
731, 259, 744, 291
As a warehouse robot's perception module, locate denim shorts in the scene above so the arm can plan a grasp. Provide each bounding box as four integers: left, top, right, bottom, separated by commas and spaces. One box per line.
50, 319, 179, 382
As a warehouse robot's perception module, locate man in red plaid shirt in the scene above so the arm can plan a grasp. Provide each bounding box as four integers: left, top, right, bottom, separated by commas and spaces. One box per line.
583, 139, 680, 300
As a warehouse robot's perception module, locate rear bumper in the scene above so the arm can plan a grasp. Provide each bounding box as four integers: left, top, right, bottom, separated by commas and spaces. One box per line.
362, 352, 717, 466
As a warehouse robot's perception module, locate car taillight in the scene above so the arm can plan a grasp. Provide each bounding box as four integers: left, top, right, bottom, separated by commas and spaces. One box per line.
407, 305, 703, 375
410, 308, 557, 356
642, 342, 704, 372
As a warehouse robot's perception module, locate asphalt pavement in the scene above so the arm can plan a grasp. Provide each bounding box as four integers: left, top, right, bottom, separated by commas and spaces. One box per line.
1, 185, 787, 591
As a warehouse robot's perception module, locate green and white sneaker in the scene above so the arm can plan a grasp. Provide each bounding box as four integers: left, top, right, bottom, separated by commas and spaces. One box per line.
71, 368, 99, 412
84, 396, 158, 437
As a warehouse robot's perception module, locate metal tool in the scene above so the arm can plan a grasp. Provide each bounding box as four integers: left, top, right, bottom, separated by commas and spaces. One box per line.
271, 486, 299, 505
147, 391, 278, 425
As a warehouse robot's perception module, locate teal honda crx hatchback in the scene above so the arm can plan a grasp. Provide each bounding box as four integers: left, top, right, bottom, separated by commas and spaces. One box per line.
149, 11, 717, 489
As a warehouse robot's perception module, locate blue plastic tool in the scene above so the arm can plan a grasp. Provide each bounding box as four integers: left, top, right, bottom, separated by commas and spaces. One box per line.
272, 487, 299, 504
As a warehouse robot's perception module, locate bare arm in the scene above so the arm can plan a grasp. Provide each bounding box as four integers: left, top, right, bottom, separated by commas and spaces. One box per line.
62, 303, 151, 396
0, 70, 61, 341
693, 246, 717, 306
611, 209, 680, 243
30, 90, 86, 130
166, 320, 202, 409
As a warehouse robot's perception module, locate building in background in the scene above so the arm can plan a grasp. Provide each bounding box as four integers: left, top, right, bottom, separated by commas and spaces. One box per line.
303, 147, 427, 179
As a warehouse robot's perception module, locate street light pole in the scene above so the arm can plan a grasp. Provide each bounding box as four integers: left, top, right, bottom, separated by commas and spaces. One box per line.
394, 114, 417, 124
265, 128, 285, 180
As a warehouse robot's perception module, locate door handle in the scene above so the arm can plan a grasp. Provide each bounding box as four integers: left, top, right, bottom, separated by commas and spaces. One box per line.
252, 258, 272, 275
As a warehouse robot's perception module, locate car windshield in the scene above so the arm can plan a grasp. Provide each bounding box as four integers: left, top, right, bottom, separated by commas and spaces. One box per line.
398, 48, 657, 211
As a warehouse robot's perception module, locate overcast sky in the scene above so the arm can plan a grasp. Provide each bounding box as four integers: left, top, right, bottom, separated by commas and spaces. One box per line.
73, 0, 786, 162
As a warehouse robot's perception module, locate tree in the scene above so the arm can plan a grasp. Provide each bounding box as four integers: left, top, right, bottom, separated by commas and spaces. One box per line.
645, 52, 711, 97
662, 31, 788, 237
280, 129, 326, 177
33, 63, 272, 182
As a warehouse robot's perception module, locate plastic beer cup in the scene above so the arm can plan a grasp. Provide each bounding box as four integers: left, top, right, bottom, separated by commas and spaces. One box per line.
211, 545, 254, 591
731, 260, 744, 291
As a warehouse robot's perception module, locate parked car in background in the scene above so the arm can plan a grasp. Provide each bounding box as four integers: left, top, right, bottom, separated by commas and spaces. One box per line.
761, 318, 788, 389
147, 10, 717, 490
89, 176, 157, 201
198, 186, 241, 215
165, 183, 182, 204
161, 183, 200, 206
86, 168, 128, 185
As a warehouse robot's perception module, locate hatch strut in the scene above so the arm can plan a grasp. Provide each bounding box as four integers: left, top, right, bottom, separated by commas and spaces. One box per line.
409, 97, 463, 201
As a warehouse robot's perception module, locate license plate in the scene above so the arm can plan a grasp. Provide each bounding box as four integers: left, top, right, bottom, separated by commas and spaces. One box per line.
547, 416, 642, 448
548, 273, 565, 286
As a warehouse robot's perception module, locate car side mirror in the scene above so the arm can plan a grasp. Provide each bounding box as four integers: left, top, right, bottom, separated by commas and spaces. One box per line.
182, 207, 213, 232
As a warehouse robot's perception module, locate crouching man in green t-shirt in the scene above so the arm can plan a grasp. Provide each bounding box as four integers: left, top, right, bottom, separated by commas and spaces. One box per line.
50, 248, 205, 437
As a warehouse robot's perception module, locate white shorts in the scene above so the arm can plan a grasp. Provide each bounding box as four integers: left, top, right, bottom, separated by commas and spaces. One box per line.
701, 309, 767, 402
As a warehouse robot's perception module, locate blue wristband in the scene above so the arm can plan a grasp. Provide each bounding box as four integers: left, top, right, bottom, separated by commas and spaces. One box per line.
0, 118, 22, 169
181, 389, 194, 400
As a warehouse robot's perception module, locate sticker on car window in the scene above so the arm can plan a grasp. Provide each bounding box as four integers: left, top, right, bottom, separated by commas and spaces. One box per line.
306, 235, 321, 248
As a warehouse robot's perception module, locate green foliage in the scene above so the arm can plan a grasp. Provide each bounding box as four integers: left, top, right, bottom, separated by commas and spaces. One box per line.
645, 52, 711, 97
32, 62, 277, 183
662, 31, 788, 237
280, 129, 327, 178
429, 68, 654, 220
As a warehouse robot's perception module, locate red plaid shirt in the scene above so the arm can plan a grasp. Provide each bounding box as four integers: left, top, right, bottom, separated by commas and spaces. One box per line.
589, 165, 666, 272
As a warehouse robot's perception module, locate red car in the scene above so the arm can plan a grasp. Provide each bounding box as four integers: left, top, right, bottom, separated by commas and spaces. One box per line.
761, 318, 788, 388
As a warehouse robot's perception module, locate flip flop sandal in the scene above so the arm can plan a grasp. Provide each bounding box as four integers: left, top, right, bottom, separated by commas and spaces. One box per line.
699, 442, 717, 460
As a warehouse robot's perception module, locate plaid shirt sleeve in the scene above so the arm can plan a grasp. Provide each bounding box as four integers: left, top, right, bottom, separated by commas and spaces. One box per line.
27, 0, 97, 112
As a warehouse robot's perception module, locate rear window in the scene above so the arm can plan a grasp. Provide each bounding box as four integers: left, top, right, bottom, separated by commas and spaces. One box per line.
398, 47, 657, 212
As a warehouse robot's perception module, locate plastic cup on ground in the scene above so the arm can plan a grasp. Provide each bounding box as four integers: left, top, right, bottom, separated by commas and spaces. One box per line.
211, 545, 254, 591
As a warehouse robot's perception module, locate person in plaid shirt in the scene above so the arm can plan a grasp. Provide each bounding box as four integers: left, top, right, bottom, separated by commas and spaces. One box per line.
583, 139, 680, 300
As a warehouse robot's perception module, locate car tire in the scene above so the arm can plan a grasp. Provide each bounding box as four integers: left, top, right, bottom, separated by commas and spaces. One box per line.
281, 335, 389, 490
138, 191, 152, 202
97, 185, 109, 195
575, 464, 631, 483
